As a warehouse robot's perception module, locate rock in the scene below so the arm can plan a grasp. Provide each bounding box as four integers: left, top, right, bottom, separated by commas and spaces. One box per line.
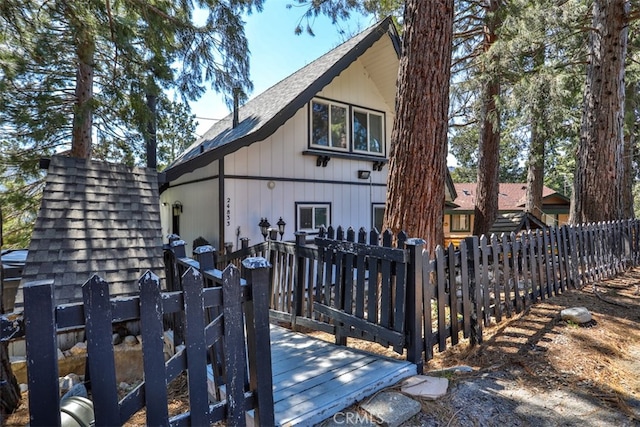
401, 375, 449, 399
361, 391, 421, 427
429, 365, 474, 375
59, 373, 81, 393
57, 348, 65, 360
123, 335, 139, 346
561, 307, 592, 324
19, 384, 28, 393
119, 382, 130, 391
69, 342, 87, 356
112, 333, 123, 345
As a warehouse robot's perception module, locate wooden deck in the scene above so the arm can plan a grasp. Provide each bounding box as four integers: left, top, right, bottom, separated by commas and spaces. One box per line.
208, 325, 416, 426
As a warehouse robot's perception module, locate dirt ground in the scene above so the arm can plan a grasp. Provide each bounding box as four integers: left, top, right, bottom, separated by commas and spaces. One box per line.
6, 268, 640, 426
371, 268, 640, 426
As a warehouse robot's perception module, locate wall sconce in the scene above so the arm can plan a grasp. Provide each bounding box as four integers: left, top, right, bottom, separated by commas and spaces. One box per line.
357, 170, 371, 180
277, 217, 286, 240
172, 201, 183, 216
372, 161, 385, 171
258, 218, 270, 241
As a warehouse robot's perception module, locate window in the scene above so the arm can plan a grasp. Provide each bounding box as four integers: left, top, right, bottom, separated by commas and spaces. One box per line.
373, 204, 385, 233
450, 214, 471, 232
353, 109, 383, 154
309, 98, 385, 156
311, 100, 348, 149
544, 213, 558, 226
296, 203, 331, 233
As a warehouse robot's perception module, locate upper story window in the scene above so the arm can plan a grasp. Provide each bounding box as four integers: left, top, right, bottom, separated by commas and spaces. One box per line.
311, 100, 348, 150
353, 109, 383, 154
310, 98, 385, 156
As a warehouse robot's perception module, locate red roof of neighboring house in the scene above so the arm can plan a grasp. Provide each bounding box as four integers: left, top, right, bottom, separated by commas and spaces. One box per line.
450, 183, 568, 211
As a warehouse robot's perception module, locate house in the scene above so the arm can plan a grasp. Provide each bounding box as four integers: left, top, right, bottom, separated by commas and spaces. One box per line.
160, 17, 456, 253
445, 182, 570, 245
15, 156, 165, 309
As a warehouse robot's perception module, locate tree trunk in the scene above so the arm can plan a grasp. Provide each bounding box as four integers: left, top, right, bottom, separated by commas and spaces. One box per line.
0, 341, 20, 422
383, 0, 453, 249
67, 6, 94, 159
146, 93, 158, 170
570, 0, 628, 224
525, 49, 548, 221
473, 0, 502, 237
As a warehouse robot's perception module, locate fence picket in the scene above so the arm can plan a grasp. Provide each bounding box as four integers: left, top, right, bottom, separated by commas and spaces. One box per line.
138, 271, 170, 426
23, 280, 60, 427
480, 235, 491, 326
511, 232, 523, 314
435, 246, 447, 352
490, 235, 502, 322
459, 239, 471, 339
501, 235, 513, 318
82, 275, 121, 426
447, 244, 459, 345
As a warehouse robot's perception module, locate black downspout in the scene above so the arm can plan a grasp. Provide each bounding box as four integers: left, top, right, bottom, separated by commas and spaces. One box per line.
219, 158, 225, 250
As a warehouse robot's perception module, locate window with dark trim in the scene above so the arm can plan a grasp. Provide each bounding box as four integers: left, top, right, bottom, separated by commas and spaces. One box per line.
311, 100, 348, 149
373, 204, 385, 233
450, 214, 471, 232
296, 202, 331, 233
353, 109, 383, 154
309, 98, 385, 156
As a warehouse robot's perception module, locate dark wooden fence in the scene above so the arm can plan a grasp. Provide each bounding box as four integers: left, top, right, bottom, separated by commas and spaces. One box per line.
22, 256, 274, 427
210, 220, 638, 373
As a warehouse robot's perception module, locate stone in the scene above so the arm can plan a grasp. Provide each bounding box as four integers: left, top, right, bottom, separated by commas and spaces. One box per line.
561, 307, 592, 324
69, 342, 87, 356
19, 384, 28, 393
401, 375, 449, 400
112, 333, 123, 345
59, 373, 81, 393
57, 348, 65, 360
123, 335, 139, 346
360, 391, 421, 427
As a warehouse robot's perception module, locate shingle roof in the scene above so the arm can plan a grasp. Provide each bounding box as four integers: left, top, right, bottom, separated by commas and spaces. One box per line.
16, 156, 165, 307
163, 16, 400, 183
450, 183, 569, 212
489, 212, 547, 235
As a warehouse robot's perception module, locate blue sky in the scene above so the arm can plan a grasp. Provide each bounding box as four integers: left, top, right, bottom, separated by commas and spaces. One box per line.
190, 3, 374, 136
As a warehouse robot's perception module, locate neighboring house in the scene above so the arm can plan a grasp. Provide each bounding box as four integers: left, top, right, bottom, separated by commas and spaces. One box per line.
445, 182, 570, 246
160, 17, 456, 253
15, 156, 165, 309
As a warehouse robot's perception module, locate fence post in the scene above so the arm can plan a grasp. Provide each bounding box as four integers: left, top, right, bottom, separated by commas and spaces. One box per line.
193, 245, 217, 272
242, 257, 275, 427
404, 238, 424, 374
169, 238, 187, 345
23, 279, 60, 427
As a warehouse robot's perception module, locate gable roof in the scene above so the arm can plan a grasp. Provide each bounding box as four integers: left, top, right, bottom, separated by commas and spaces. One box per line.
16, 156, 165, 307
489, 212, 547, 235
449, 183, 569, 212
163, 17, 400, 184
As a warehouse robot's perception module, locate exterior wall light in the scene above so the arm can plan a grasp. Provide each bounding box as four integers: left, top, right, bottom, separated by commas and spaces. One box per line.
357, 170, 371, 180
277, 217, 286, 240
172, 201, 183, 216
259, 218, 270, 241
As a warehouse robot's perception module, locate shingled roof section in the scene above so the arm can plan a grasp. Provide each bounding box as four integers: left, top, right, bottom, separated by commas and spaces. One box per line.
451, 183, 568, 212
16, 156, 165, 307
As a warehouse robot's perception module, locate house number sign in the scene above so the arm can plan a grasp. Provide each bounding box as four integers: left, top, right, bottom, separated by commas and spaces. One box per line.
226, 197, 231, 226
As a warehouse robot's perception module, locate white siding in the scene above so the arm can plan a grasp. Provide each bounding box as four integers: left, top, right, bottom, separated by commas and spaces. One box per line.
164, 51, 396, 249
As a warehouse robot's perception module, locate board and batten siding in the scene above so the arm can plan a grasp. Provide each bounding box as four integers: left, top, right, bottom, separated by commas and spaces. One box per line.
160, 177, 220, 251
161, 51, 396, 251
224, 61, 393, 245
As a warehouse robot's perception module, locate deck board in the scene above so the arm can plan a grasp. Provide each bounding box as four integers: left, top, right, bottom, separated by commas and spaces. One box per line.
207, 325, 416, 426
